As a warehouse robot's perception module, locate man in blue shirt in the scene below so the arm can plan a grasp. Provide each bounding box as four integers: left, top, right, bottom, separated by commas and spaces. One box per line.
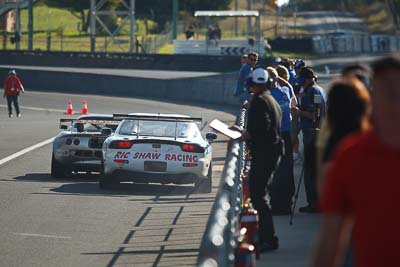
267, 66, 298, 215
234, 52, 258, 107
292, 67, 327, 213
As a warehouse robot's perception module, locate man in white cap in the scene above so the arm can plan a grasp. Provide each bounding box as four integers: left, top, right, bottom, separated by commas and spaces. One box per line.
240, 67, 283, 252
3, 69, 25, 118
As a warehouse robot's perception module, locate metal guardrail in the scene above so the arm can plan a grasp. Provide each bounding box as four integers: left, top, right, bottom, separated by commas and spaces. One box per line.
197, 108, 247, 267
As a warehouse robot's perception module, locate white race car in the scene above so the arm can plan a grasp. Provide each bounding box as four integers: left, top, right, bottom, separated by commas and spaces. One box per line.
100, 113, 217, 193
51, 114, 121, 178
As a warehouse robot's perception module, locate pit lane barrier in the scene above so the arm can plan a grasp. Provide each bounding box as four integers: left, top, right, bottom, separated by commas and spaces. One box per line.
197, 107, 259, 266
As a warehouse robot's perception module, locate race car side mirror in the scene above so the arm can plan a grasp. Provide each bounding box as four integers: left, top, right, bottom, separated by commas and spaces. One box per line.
100, 127, 112, 136
206, 132, 217, 142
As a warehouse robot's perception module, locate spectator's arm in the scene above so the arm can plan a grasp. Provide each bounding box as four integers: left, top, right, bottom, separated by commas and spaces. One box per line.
312, 214, 352, 267
17, 77, 24, 92
288, 85, 298, 107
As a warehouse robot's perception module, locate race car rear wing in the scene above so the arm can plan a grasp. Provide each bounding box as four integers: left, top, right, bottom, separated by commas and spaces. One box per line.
59, 118, 121, 130
113, 113, 203, 123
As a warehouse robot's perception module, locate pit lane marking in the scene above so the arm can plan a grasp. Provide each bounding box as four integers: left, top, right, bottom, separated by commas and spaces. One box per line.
0, 137, 54, 166
14, 233, 71, 240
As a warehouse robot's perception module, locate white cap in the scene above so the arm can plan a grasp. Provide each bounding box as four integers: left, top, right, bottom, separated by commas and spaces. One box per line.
8, 70, 16, 75
251, 68, 269, 84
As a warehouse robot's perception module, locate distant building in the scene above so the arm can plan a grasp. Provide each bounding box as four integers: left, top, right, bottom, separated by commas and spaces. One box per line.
0, 0, 16, 32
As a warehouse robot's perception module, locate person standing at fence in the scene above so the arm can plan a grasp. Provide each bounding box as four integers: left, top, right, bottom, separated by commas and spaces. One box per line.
3, 70, 24, 118
185, 25, 195, 40
292, 67, 326, 213
291, 59, 306, 161
267, 66, 297, 215
239, 68, 283, 251
234, 52, 258, 108
313, 56, 400, 267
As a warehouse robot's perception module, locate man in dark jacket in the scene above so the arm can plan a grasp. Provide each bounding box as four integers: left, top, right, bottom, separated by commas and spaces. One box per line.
292, 67, 327, 213
241, 68, 283, 251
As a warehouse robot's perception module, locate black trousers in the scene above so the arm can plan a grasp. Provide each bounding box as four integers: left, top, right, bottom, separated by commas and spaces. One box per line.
249, 144, 281, 243
6, 95, 20, 115
270, 131, 295, 211
302, 128, 318, 207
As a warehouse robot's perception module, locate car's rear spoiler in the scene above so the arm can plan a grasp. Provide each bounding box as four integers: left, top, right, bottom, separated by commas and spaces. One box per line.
59, 118, 121, 129
113, 113, 203, 123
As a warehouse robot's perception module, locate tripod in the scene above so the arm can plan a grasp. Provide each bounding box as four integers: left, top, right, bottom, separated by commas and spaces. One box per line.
289, 164, 304, 225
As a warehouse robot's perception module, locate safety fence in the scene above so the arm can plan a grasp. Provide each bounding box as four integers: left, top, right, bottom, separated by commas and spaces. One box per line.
197, 108, 257, 266
312, 33, 399, 54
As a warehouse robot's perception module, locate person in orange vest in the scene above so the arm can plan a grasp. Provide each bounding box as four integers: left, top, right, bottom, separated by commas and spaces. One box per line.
3, 70, 24, 118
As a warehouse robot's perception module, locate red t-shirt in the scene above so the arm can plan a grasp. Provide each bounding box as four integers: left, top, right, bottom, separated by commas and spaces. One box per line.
320, 130, 400, 267
4, 75, 23, 96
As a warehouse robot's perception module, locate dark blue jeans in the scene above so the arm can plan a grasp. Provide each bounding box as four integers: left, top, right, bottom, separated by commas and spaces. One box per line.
6, 95, 20, 115
270, 131, 295, 211
302, 128, 318, 207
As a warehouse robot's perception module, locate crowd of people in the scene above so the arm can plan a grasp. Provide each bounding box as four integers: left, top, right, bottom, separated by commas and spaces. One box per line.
233, 52, 400, 266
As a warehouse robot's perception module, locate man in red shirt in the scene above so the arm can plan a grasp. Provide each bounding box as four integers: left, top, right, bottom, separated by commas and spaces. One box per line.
313, 56, 400, 267
3, 69, 24, 118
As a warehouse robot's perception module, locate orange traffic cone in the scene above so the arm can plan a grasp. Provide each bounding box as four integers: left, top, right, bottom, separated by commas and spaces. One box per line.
81, 100, 88, 115
66, 100, 74, 115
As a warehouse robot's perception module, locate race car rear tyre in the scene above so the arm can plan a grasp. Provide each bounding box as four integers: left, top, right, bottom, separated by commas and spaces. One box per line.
51, 153, 68, 178
195, 163, 212, 193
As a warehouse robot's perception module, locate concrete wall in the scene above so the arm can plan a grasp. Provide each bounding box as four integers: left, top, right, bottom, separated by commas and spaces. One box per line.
0, 67, 239, 106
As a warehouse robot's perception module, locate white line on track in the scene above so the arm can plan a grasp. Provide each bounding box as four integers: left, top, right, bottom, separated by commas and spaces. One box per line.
0, 104, 64, 113
14, 233, 71, 239
0, 137, 54, 166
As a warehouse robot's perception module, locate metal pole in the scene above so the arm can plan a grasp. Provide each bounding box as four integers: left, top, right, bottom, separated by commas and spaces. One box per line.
256, 16, 261, 57
294, 5, 297, 38
234, 0, 238, 37
90, 0, 96, 52
129, 0, 135, 53
247, 0, 252, 36
15, 3, 20, 50
172, 0, 178, 40
28, 0, 33, 50
275, 5, 280, 37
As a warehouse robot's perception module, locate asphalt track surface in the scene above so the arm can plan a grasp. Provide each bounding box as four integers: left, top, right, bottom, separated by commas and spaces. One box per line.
0, 90, 237, 267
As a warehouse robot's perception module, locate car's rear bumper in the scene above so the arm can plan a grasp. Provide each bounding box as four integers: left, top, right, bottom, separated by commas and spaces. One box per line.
55, 157, 102, 172
103, 169, 206, 184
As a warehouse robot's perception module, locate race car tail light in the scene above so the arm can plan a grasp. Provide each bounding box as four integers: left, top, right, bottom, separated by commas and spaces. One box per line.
66, 139, 72, 145
114, 159, 129, 164
109, 140, 134, 149
181, 143, 204, 153
73, 139, 80, 145
183, 163, 198, 167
